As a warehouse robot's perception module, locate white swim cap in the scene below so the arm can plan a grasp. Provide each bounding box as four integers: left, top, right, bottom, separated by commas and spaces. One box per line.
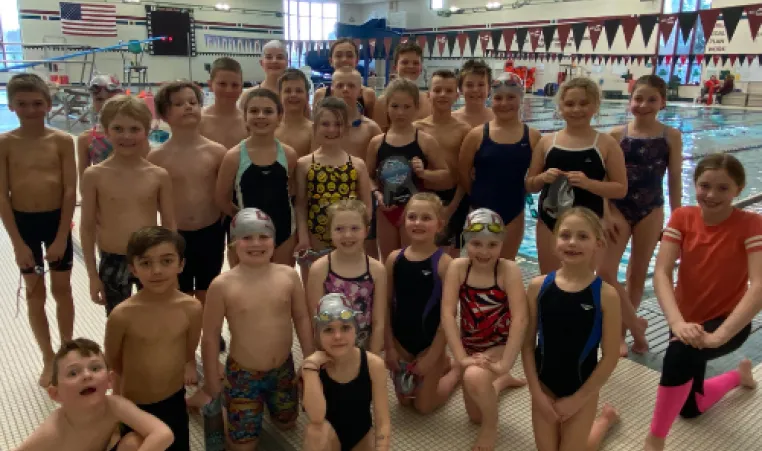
462, 208, 506, 243
230, 208, 275, 242
314, 293, 358, 332
490, 72, 524, 97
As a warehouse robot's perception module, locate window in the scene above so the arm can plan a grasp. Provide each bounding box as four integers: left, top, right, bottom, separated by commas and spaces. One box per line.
283, 1, 337, 67
431, 0, 444, 9
660, 0, 712, 84
0, 0, 22, 73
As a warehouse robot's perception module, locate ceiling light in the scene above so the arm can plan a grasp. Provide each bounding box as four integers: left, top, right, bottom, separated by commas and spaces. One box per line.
486, 2, 502, 9
450, 6, 463, 12
214, 3, 230, 11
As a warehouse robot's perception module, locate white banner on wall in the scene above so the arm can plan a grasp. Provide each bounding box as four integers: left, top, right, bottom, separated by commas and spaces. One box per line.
204, 34, 262, 53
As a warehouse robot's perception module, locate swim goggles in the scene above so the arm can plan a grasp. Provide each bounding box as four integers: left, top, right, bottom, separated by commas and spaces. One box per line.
317, 309, 356, 322
491, 73, 524, 92
464, 222, 504, 234
89, 75, 123, 93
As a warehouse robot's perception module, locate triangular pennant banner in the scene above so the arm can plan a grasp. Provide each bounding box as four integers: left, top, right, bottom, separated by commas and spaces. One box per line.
436, 34, 446, 56
368, 38, 377, 58
479, 30, 491, 54
446, 33, 457, 56
502, 29, 515, 51
603, 55, 610, 65
457, 33, 467, 55
400, 36, 409, 44
748, 55, 755, 65
571, 22, 587, 51
621, 16, 638, 49
658, 55, 665, 65
384, 37, 393, 58
688, 54, 695, 67
557, 24, 571, 52
491, 29, 503, 50
466, 30, 480, 55
585, 54, 590, 64
659, 15, 678, 44
746, 5, 762, 40
604, 19, 620, 50
722, 6, 744, 41
542, 25, 556, 52
416, 35, 427, 53
636, 55, 643, 65
678, 12, 698, 44
616, 55, 623, 65
713, 54, 720, 66
696, 54, 704, 64
721, 54, 729, 66
679, 55, 687, 64
730, 54, 738, 66
699, 9, 721, 41
516, 28, 528, 52
529, 28, 541, 52
759, 54, 762, 66
588, 21, 603, 50
665, 55, 672, 65
639, 15, 659, 46
425, 34, 436, 57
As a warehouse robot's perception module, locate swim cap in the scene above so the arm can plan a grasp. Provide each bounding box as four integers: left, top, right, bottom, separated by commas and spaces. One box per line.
229, 208, 276, 242
490, 72, 524, 97
462, 208, 505, 244
89, 74, 123, 93
314, 293, 358, 332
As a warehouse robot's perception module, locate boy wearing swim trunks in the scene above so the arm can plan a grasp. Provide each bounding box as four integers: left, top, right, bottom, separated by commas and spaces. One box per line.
453, 59, 495, 128
373, 41, 431, 130
104, 226, 202, 451
81, 95, 176, 315
16, 338, 174, 451
200, 57, 248, 150
414, 69, 472, 255
0, 73, 76, 387
275, 68, 314, 158
148, 80, 227, 384
200, 208, 315, 450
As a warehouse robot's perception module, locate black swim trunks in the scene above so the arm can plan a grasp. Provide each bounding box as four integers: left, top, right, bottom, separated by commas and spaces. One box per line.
13, 209, 73, 274
122, 388, 190, 451
178, 220, 225, 293
99, 251, 142, 315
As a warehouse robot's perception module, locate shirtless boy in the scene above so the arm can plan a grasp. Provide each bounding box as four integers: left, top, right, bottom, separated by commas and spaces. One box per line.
200, 57, 248, 150
80, 95, 176, 315
373, 41, 431, 130
239, 40, 289, 109
148, 80, 227, 380
0, 73, 76, 387
329, 68, 382, 258
452, 59, 495, 128
201, 208, 315, 450
105, 227, 202, 451
275, 68, 314, 158
16, 338, 174, 451
312, 38, 377, 118
414, 69, 473, 255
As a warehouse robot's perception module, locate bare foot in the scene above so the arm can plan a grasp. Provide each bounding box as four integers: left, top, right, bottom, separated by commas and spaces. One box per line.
739, 359, 757, 389
599, 403, 620, 425
619, 338, 629, 358
185, 361, 199, 386
218, 360, 226, 380
643, 434, 666, 451
493, 373, 527, 394
471, 426, 496, 451
38, 361, 53, 388
186, 388, 212, 414
631, 317, 649, 355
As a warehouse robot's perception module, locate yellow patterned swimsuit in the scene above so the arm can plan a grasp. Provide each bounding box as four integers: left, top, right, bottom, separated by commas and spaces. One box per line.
306, 155, 359, 243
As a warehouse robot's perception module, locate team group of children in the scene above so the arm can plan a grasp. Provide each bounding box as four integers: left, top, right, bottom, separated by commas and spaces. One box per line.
3, 37, 761, 451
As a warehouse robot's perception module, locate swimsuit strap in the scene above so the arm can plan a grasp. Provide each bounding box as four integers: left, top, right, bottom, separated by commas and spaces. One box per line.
592, 132, 600, 148
493, 260, 500, 286
661, 124, 668, 138
464, 261, 473, 285
536, 271, 557, 352
421, 248, 446, 322
579, 276, 605, 365
391, 247, 408, 309
275, 138, 288, 171
328, 252, 333, 272
552, 132, 558, 146
364, 252, 370, 273
311, 153, 316, 164
347, 155, 354, 168
483, 122, 490, 140
623, 124, 629, 138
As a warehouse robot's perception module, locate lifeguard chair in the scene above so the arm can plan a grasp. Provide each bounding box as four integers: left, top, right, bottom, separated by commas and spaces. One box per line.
122, 40, 148, 90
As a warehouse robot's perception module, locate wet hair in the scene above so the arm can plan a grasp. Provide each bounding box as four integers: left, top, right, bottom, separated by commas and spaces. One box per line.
693, 153, 746, 189
100, 95, 153, 132
210, 57, 242, 81
631, 75, 667, 100
154, 80, 203, 120
458, 59, 493, 89
262, 39, 288, 55
432, 69, 457, 81
556, 77, 601, 111
404, 192, 444, 217
278, 68, 310, 94
330, 38, 359, 60
383, 78, 420, 109
241, 88, 283, 116
126, 226, 186, 264
313, 96, 349, 130
326, 199, 370, 231
554, 207, 606, 244
7, 73, 52, 105
393, 41, 423, 67
51, 338, 104, 386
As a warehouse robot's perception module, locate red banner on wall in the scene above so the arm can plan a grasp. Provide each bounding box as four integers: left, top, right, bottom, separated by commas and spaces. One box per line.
588, 21, 603, 51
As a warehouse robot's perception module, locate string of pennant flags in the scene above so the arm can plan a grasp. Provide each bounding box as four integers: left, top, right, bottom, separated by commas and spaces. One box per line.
202, 3, 762, 67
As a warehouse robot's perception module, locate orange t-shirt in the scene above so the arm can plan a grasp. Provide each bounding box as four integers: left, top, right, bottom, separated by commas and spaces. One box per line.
662, 206, 762, 324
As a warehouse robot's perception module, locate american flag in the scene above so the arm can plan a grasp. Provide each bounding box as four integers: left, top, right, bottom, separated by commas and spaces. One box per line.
59, 2, 117, 37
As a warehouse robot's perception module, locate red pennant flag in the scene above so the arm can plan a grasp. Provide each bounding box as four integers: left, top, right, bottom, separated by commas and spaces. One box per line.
384, 37, 393, 58
698, 10, 721, 40
621, 16, 639, 48
651, 56, 657, 65
551, 53, 556, 62
557, 24, 571, 52
368, 38, 376, 57
436, 34, 446, 56
746, 5, 762, 40
696, 54, 704, 64
665, 55, 672, 65
416, 35, 426, 51
529, 28, 541, 52
624, 56, 630, 65
479, 31, 491, 54
502, 29, 515, 51
748, 55, 756, 65
659, 15, 678, 44
353, 39, 361, 49
456, 33, 467, 55
730, 54, 738, 66
712, 54, 720, 66
588, 21, 603, 50
585, 54, 591, 64
636, 56, 643, 65
679, 55, 687, 64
